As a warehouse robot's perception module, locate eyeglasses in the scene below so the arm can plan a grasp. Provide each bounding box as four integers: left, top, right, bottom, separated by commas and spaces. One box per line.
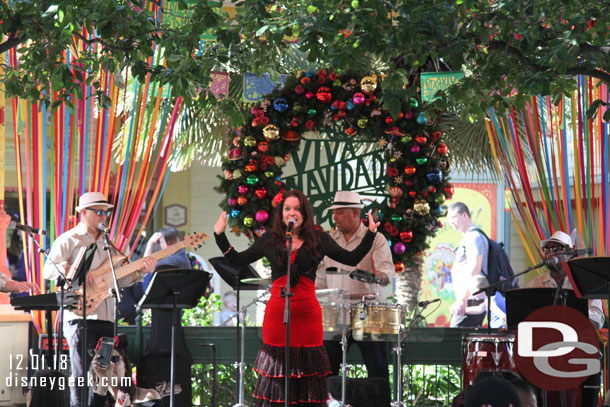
542, 245, 566, 254
110, 355, 121, 363
86, 208, 112, 217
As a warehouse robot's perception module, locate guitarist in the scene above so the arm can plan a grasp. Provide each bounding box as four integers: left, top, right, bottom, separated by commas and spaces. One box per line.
42, 191, 157, 407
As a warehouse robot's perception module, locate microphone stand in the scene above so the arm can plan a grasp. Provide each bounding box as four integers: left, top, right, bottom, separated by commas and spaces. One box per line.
101, 230, 122, 337
24, 229, 73, 367
281, 226, 295, 407
392, 303, 428, 407
472, 259, 549, 334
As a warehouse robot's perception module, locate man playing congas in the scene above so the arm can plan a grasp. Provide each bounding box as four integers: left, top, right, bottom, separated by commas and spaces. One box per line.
316, 191, 394, 405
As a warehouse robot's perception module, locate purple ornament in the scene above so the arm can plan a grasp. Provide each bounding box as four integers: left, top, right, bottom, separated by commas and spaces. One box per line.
255, 209, 270, 223
238, 185, 249, 195
393, 242, 406, 255
227, 197, 238, 206
353, 92, 366, 105
411, 145, 420, 154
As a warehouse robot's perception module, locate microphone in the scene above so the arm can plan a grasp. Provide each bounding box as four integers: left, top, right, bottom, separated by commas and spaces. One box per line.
544, 248, 593, 267
418, 298, 441, 308
8, 221, 46, 235
564, 247, 593, 257
97, 223, 111, 234
286, 218, 296, 235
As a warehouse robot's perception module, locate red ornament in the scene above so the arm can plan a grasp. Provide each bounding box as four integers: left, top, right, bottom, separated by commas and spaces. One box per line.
428, 186, 437, 194
282, 130, 301, 142
328, 72, 337, 81
395, 262, 405, 273
294, 84, 305, 94
245, 160, 257, 172
305, 120, 316, 130
444, 186, 455, 197
404, 111, 413, 120
404, 166, 416, 176
257, 141, 269, 153
431, 131, 442, 141
415, 135, 427, 144
305, 92, 314, 99
385, 116, 394, 124
384, 222, 393, 233
400, 231, 413, 243
390, 226, 399, 236
345, 127, 357, 136
301, 77, 311, 85
408, 191, 417, 198
316, 86, 332, 103
437, 143, 448, 155
333, 114, 341, 121
404, 180, 414, 187
255, 187, 267, 199
237, 196, 248, 206
291, 118, 299, 127
272, 191, 284, 207
421, 191, 428, 198
338, 110, 346, 118
387, 167, 399, 177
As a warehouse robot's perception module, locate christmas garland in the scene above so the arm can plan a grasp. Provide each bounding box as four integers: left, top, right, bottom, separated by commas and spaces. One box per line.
216, 70, 453, 269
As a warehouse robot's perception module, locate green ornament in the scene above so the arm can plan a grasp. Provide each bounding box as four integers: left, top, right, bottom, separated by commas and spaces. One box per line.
409, 98, 419, 108
389, 157, 397, 163
233, 170, 242, 179
243, 136, 257, 147
333, 80, 342, 87
264, 171, 274, 178
401, 135, 412, 143
357, 118, 368, 128
243, 216, 254, 228
435, 194, 446, 204
293, 103, 302, 111
246, 175, 259, 185
416, 158, 428, 165
308, 109, 317, 115
391, 214, 402, 223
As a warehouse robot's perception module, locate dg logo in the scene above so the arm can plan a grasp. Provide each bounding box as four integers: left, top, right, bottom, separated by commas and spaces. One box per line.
515, 305, 600, 391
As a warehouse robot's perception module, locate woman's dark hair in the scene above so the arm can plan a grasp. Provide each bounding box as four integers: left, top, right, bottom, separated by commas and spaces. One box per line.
28, 369, 70, 407
271, 190, 321, 261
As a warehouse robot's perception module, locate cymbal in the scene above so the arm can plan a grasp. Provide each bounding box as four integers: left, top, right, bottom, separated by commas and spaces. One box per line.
315, 288, 347, 297
325, 267, 350, 275
241, 278, 272, 285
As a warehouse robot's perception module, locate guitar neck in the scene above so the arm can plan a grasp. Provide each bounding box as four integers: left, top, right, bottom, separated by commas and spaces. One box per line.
116, 242, 185, 280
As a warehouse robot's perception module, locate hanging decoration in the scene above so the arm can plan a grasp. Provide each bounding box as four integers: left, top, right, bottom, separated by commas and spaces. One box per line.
486, 75, 610, 264
217, 70, 452, 268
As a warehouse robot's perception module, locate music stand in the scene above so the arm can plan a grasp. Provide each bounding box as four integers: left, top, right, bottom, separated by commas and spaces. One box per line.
505, 288, 588, 331
565, 257, 610, 299
137, 269, 211, 407
66, 242, 97, 406
209, 256, 262, 406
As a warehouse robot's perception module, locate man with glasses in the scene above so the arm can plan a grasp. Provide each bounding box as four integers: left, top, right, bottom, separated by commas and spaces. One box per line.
43, 191, 157, 407
526, 230, 604, 407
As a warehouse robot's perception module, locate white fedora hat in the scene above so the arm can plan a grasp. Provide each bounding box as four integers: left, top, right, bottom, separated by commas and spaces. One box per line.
75, 192, 114, 212
541, 231, 573, 249
328, 191, 364, 210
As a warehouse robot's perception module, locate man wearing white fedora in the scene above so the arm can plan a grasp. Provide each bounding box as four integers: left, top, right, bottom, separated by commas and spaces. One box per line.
316, 190, 394, 405
43, 191, 157, 406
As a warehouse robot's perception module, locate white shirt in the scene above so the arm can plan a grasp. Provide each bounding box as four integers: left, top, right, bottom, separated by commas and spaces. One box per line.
43, 223, 137, 322
316, 223, 394, 303
527, 271, 604, 330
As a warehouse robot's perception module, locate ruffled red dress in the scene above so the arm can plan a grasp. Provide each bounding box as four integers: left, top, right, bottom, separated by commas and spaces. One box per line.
214, 230, 376, 407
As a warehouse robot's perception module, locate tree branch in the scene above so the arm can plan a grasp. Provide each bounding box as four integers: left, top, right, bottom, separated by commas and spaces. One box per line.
487, 40, 545, 72
0, 32, 25, 55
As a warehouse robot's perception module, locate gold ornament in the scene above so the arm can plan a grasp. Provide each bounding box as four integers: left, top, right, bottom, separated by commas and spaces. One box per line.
357, 118, 368, 128
263, 124, 280, 140
243, 135, 257, 147
413, 199, 430, 216
360, 75, 377, 93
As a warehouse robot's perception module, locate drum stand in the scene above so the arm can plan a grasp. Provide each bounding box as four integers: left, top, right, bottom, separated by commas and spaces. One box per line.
392, 305, 425, 407
338, 302, 352, 407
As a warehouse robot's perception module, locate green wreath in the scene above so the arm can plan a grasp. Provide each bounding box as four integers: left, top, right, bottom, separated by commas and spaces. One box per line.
216, 70, 453, 270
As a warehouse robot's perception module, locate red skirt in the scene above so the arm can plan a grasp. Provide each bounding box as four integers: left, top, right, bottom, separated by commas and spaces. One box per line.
253, 275, 331, 407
